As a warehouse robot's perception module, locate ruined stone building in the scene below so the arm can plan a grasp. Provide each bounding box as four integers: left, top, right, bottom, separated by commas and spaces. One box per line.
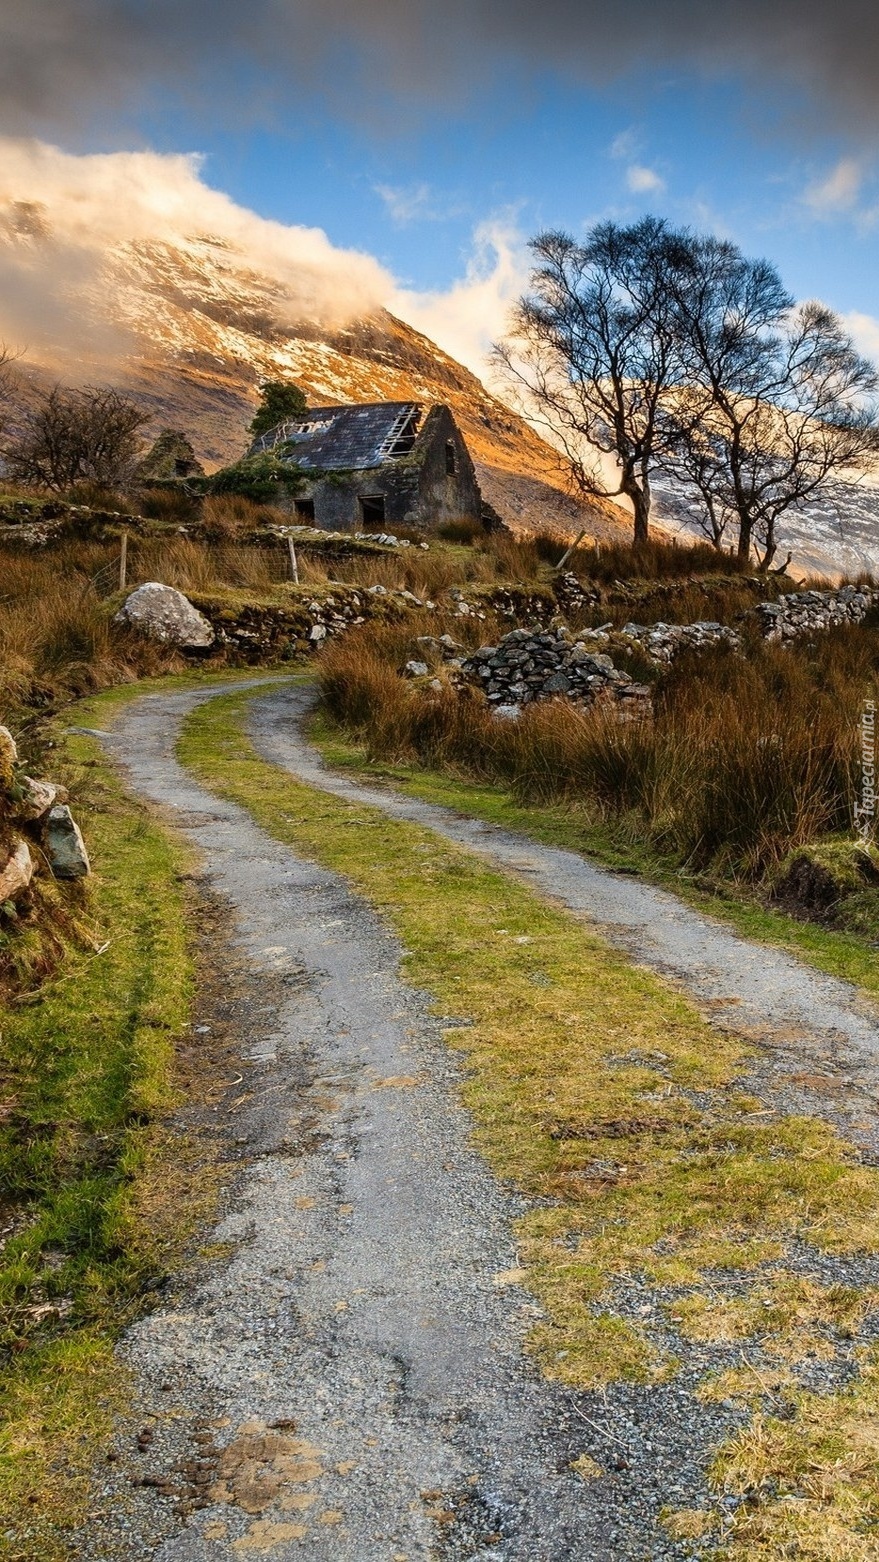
252, 401, 481, 531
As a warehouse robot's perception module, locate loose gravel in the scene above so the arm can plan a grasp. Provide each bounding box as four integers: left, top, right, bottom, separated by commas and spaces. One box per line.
79, 678, 879, 1561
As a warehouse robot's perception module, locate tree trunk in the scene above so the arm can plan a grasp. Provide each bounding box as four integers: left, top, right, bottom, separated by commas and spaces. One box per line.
735, 514, 752, 566
627, 482, 650, 547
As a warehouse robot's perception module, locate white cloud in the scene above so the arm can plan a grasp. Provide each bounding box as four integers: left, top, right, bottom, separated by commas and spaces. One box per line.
610, 128, 639, 161
626, 163, 666, 195
804, 157, 863, 215
393, 215, 529, 375
842, 310, 879, 366
374, 181, 438, 226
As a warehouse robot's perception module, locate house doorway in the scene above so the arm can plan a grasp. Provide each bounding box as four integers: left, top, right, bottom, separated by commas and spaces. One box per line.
359, 495, 386, 527
294, 499, 315, 521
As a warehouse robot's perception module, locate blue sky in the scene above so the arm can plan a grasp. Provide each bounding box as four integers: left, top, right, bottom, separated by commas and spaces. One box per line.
3, 3, 879, 375
132, 59, 879, 365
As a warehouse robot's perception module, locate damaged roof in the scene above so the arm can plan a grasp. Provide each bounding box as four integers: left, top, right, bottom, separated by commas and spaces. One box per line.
253, 402, 422, 471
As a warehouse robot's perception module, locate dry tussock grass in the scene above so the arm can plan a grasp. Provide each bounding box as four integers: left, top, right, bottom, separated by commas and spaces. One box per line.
320, 622, 878, 877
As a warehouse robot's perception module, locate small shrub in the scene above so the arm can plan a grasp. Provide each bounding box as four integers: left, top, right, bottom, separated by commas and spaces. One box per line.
209, 453, 301, 505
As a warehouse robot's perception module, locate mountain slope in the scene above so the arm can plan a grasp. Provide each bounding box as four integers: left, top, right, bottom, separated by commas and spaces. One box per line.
6, 224, 629, 540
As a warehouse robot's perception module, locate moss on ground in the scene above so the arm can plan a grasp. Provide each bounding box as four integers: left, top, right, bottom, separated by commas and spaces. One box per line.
180, 686, 879, 1559
0, 690, 208, 1559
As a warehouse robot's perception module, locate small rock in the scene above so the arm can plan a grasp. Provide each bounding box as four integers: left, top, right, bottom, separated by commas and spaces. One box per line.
44, 805, 91, 879
403, 660, 429, 678
0, 725, 18, 776
0, 837, 33, 901
308, 624, 327, 642
17, 777, 61, 821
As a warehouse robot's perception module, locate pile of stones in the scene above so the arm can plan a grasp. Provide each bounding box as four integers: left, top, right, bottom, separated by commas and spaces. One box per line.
461, 626, 651, 720
754, 585, 876, 641
0, 725, 90, 906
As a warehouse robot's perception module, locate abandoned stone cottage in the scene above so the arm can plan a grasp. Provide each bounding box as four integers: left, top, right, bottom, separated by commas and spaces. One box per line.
252, 401, 481, 531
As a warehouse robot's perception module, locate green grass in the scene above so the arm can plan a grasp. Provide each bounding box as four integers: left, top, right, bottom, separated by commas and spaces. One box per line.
179, 685, 879, 1560
0, 688, 198, 1559
311, 713, 879, 1002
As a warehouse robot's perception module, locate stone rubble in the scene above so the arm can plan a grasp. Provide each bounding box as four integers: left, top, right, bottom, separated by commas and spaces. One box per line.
461, 626, 652, 720
0, 725, 90, 911
754, 584, 877, 641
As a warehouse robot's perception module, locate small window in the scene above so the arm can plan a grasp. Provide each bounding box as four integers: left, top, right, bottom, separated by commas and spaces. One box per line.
360, 495, 386, 526
445, 440, 457, 476
294, 498, 315, 521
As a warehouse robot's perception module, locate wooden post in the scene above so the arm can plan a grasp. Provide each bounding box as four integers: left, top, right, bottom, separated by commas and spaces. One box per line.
119, 529, 128, 592
287, 536, 299, 584
555, 528, 587, 572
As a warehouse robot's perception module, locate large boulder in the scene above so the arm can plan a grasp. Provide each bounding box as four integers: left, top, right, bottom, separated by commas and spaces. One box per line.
44, 805, 91, 879
0, 837, 33, 902
115, 582, 215, 648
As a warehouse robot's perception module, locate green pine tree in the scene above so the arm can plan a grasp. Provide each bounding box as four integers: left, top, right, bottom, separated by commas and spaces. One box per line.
249, 381, 309, 440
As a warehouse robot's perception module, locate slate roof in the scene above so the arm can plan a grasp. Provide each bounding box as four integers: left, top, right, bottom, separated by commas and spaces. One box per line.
254, 402, 422, 471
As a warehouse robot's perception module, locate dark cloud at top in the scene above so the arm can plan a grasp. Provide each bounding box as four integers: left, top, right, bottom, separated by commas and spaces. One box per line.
2, 0, 879, 140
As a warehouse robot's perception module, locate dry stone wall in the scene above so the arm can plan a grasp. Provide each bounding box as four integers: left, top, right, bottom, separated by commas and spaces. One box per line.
754, 585, 876, 641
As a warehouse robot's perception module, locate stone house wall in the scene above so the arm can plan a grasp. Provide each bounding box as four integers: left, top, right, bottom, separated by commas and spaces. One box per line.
296, 405, 481, 532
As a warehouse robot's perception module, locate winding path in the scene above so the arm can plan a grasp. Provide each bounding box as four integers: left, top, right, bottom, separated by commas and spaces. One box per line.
84, 678, 879, 1562
252, 683, 879, 1155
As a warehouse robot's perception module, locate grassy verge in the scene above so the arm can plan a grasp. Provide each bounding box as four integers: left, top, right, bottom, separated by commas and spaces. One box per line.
0, 687, 201, 1561
311, 713, 879, 1002
181, 686, 879, 1560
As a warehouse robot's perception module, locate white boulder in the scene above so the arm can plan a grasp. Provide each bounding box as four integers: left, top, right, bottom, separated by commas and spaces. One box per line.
115, 582, 215, 648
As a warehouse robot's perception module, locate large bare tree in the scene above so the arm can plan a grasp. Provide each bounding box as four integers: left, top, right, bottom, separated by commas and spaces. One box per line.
4, 384, 147, 492
494, 219, 693, 545
663, 239, 879, 567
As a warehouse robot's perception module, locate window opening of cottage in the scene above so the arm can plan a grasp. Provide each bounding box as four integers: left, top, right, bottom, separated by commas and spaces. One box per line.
445, 440, 457, 476
360, 494, 386, 526
294, 499, 315, 521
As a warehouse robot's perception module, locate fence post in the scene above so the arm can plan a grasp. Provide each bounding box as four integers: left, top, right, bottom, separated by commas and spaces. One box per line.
119, 529, 128, 592
555, 528, 587, 572
287, 536, 299, 584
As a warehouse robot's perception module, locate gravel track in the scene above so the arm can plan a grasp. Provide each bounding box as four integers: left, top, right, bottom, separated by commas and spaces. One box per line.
86, 683, 621, 1561
251, 683, 879, 1158
83, 678, 879, 1561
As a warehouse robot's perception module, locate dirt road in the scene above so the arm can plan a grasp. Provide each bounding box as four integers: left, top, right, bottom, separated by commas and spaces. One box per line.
82, 679, 879, 1561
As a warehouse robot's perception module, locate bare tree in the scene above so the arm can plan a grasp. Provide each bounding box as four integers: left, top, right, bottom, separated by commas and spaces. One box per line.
664, 240, 879, 567
494, 219, 693, 545
4, 384, 147, 492
0, 344, 21, 433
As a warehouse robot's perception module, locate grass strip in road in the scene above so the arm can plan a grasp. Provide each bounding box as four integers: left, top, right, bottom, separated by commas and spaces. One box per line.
181, 686, 879, 1560
0, 693, 198, 1561
311, 714, 879, 1003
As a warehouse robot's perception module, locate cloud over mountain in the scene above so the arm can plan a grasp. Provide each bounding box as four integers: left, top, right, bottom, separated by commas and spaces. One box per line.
0, 139, 521, 379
